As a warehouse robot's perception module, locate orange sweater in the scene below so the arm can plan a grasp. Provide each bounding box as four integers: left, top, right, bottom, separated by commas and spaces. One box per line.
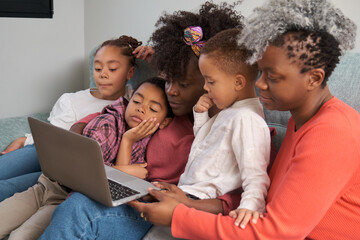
172, 97, 360, 240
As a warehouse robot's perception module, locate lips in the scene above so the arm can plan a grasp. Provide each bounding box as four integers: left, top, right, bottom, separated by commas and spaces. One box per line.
258, 94, 273, 105
168, 100, 182, 109
131, 115, 142, 123
99, 84, 112, 88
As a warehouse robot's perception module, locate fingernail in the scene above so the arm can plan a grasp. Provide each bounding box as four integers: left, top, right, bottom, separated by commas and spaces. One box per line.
252, 219, 257, 224
240, 224, 245, 229
234, 222, 239, 226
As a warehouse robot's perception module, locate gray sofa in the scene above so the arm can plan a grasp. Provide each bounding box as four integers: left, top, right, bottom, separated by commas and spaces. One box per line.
0, 52, 359, 239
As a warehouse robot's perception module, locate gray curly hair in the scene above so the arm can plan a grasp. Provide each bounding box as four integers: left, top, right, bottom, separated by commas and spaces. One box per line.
239, 0, 357, 64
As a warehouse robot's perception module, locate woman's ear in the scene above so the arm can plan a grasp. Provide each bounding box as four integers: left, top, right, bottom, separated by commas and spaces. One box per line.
308, 68, 325, 90
127, 66, 135, 80
159, 117, 172, 129
234, 74, 246, 91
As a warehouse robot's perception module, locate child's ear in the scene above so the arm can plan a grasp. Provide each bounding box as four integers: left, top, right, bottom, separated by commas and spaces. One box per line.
234, 74, 246, 91
159, 117, 172, 129
307, 68, 325, 90
127, 66, 135, 80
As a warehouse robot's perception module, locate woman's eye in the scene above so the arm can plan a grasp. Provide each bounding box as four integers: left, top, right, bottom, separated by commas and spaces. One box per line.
179, 83, 189, 88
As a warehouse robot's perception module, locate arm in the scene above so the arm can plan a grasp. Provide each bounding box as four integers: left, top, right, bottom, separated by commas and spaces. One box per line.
193, 94, 213, 135
1, 137, 26, 154
150, 182, 224, 214
232, 117, 270, 211
131, 119, 360, 239
115, 119, 159, 166
48, 93, 78, 130
171, 123, 360, 239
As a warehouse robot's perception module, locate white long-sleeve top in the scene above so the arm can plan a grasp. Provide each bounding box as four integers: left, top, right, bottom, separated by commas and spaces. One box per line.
178, 98, 271, 212
24, 89, 115, 145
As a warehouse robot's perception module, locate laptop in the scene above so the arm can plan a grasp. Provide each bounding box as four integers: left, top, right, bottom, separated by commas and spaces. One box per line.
28, 117, 159, 207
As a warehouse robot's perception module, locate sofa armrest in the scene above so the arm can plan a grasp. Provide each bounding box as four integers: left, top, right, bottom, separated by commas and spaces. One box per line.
0, 112, 49, 152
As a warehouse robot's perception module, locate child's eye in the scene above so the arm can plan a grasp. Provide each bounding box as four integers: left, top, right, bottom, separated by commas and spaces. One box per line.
132, 100, 140, 104
94, 68, 101, 72
207, 81, 214, 85
266, 76, 277, 82
150, 108, 158, 113
109, 68, 117, 72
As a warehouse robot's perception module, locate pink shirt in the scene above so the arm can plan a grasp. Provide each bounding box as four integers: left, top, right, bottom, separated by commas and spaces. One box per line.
146, 115, 194, 184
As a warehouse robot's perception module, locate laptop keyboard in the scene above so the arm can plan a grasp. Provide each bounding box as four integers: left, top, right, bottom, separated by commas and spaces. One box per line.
108, 179, 140, 201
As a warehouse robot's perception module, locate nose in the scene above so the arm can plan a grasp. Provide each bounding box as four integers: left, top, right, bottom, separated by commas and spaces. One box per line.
137, 105, 145, 114
203, 81, 209, 92
165, 80, 179, 97
255, 72, 268, 90
100, 69, 108, 79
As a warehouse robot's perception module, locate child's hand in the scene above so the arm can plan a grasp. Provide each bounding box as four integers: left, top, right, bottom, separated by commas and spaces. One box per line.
113, 163, 148, 179
133, 46, 154, 62
123, 118, 159, 143
1, 137, 26, 154
229, 208, 264, 229
194, 94, 214, 113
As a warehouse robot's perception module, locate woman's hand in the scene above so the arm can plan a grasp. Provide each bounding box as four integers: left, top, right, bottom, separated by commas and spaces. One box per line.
113, 163, 148, 179
133, 46, 154, 62
128, 187, 180, 226
1, 137, 26, 154
229, 208, 263, 229
152, 182, 192, 205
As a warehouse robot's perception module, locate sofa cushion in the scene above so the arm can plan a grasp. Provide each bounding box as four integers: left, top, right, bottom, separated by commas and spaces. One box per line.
0, 112, 49, 152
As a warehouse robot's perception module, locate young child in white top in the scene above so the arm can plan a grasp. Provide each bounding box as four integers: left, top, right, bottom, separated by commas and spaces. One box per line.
178, 28, 271, 228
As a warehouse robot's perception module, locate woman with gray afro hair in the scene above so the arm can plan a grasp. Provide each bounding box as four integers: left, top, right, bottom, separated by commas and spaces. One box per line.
239, 0, 357, 65
129, 1, 360, 239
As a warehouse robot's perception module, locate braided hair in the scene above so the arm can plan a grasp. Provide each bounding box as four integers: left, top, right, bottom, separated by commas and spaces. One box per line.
96, 35, 142, 67
149, 1, 243, 80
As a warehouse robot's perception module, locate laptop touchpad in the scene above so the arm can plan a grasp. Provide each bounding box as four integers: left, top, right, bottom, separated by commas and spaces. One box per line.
106, 167, 137, 183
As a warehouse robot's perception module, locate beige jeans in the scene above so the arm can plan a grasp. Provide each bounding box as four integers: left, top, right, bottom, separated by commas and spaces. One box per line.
0, 174, 69, 240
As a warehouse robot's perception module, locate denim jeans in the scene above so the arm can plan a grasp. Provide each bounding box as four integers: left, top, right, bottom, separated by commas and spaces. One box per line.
40, 192, 153, 240
0, 145, 41, 201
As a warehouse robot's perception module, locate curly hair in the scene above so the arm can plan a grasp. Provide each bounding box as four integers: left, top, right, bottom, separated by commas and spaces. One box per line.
200, 28, 258, 81
149, 1, 244, 80
238, 0, 357, 66
96, 35, 142, 67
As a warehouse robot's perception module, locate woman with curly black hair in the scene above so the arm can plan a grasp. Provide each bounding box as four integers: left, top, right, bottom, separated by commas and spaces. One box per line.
131, 0, 360, 239
40, 2, 244, 239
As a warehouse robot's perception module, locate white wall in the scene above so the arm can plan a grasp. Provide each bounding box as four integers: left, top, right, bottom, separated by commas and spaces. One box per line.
83, 0, 360, 87
1, 0, 358, 119
0, 0, 84, 119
